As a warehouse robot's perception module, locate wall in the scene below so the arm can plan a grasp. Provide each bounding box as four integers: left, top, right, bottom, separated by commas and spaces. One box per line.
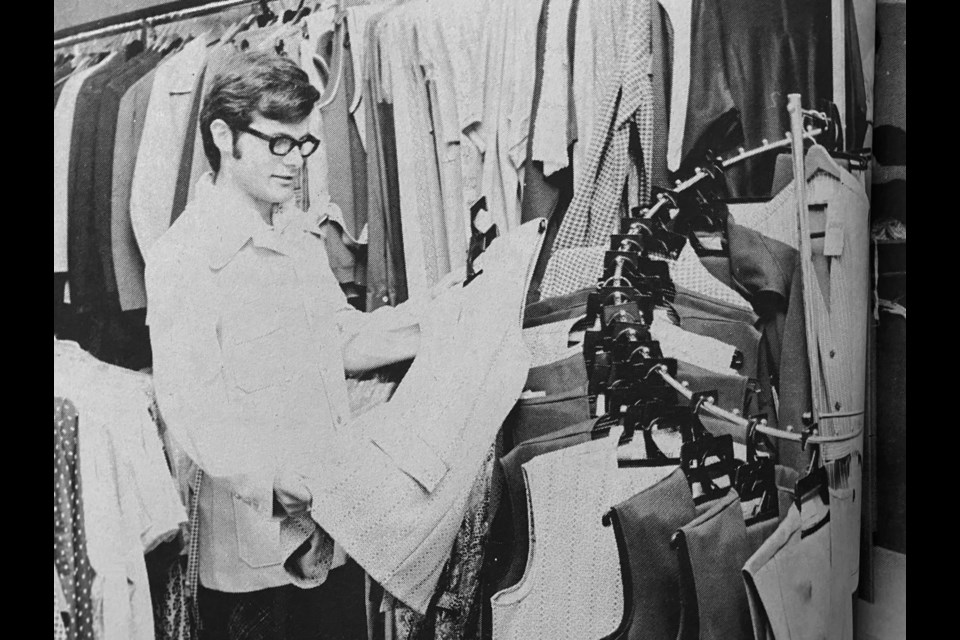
871, 0, 906, 556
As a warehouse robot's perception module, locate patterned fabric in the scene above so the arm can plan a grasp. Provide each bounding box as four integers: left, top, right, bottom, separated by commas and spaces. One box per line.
546, 0, 653, 259
153, 469, 199, 640
54, 397, 96, 640
186, 467, 203, 632
389, 446, 497, 640
155, 554, 194, 640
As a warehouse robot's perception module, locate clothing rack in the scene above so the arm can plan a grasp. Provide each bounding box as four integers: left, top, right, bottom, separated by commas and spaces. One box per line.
650, 364, 864, 446
53, 0, 272, 49
641, 125, 828, 221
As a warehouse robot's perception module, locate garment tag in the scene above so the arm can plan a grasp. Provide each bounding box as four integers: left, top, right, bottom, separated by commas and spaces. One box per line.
823, 207, 844, 256
696, 234, 725, 251
474, 208, 494, 234
520, 390, 547, 399
64, 281, 71, 304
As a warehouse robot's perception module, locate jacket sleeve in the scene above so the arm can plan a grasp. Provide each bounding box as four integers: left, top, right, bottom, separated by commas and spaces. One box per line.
146, 249, 276, 518
311, 233, 429, 374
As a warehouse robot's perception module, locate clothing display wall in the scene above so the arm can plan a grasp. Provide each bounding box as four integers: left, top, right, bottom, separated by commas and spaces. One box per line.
55, 1, 878, 639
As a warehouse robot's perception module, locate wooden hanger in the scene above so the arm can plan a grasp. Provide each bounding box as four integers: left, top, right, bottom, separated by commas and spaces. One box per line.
804, 142, 845, 182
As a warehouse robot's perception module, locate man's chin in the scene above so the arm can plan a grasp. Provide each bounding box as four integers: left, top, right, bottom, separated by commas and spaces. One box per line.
269, 190, 296, 205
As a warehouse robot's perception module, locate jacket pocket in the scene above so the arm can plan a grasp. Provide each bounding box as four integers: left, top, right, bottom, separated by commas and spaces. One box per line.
371, 428, 449, 494
222, 314, 289, 393
233, 495, 283, 568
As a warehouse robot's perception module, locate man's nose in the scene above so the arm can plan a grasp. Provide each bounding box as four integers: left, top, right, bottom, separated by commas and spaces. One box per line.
282, 148, 305, 168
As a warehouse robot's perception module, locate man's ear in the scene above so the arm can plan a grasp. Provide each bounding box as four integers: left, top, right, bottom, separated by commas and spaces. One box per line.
210, 119, 234, 157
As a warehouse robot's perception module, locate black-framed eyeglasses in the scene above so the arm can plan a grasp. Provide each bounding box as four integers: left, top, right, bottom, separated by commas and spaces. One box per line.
237, 126, 320, 158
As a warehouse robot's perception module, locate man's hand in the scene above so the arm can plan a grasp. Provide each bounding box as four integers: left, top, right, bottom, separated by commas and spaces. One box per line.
429, 270, 465, 300
274, 470, 313, 517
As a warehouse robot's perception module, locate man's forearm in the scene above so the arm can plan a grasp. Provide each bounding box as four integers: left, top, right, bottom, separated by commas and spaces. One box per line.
341, 324, 421, 374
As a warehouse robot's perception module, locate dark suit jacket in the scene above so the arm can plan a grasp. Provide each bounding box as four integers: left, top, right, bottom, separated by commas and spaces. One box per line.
66, 52, 126, 317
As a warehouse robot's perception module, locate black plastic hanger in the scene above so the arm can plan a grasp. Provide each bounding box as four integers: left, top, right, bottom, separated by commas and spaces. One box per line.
465, 196, 499, 286
678, 393, 737, 504
794, 424, 831, 511
734, 418, 780, 526
257, 0, 278, 27
283, 0, 305, 22
621, 214, 687, 262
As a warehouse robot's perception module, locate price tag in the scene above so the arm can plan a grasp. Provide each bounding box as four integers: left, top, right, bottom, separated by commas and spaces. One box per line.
823, 208, 844, 257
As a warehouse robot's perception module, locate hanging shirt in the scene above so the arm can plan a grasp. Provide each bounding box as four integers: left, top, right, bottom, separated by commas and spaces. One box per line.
130, 36, 209, 259
54, 397, 97, 640
93, 51, 165, 306
659, 0, 693, 172
433, 0, 488, 218
542, 0, 654, 273
418, 2, 472, 274
112, 63, 159, 311
363, 9, 410, 310
728, 164, 869, 466
55, 342, 186, 640
383, 4, 450, 297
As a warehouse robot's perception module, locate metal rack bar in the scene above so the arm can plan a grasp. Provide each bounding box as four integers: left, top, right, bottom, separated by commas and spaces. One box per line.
53, 0, 265, 49
651, 365, 864, 445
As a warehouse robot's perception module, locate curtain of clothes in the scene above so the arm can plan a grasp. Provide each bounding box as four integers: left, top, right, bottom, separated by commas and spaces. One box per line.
54, 0, 872, 638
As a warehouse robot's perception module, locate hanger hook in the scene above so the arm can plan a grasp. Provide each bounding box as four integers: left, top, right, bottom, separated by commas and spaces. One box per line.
644, 363, 667, 381
601, 274, 634, 289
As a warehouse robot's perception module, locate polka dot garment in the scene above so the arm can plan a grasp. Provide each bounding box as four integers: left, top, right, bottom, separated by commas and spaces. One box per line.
54, 397, 96, 640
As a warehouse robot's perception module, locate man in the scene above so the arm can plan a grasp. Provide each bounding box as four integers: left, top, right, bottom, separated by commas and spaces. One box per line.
146, 52, 455, 639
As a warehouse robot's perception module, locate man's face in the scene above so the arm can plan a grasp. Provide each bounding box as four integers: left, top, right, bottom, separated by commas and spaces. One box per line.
228, 113, 310, 208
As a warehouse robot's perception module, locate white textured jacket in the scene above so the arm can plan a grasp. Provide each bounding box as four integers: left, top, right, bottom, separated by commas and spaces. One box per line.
283, 218, 547, 613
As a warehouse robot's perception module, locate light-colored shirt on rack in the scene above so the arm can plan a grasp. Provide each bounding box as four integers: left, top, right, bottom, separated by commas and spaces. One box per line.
130, 36, 209, 259
54, 339, 186, 640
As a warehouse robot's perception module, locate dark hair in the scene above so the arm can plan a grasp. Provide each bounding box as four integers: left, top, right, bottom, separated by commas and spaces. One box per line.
200, 51, 321, 173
